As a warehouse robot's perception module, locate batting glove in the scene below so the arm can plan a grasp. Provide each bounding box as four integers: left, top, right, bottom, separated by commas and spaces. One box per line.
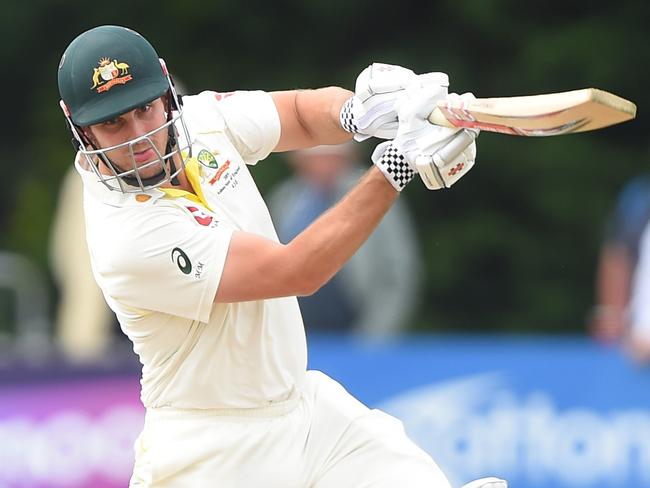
370, 73, 447, 191
372, 74, 478, 191
339, 63, 418, 141
413, 92, 479, 190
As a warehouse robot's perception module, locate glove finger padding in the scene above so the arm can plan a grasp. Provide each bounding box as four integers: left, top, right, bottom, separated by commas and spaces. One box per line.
354, 101, 403, 140
415, 129, 477, 190
397, 74, 449, 126
343, 64, 453, 142
406, 91, 479, 190
370, 78, 478, 192
389, 77, 455, 167
341, 63, 418, 141
355, 63, 416, 101
356, 77, 445, 141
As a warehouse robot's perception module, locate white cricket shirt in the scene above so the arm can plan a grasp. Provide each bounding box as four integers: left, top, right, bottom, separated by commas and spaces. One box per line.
77, 90, 308, 409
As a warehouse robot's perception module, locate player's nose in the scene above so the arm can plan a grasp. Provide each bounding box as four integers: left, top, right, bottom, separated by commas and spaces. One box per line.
125, 118, 153, 140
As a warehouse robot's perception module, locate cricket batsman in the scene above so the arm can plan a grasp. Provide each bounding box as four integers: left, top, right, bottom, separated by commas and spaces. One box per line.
57, 24, 505, 488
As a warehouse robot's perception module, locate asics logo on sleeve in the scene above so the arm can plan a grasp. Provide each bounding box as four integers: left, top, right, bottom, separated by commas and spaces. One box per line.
171, 247, 192, 275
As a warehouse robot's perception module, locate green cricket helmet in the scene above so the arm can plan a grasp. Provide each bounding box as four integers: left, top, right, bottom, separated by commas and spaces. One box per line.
58, 25, 169, 126
58, 25, 191, 193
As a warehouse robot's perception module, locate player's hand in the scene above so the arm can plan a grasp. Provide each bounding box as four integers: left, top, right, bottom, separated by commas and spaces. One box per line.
394, 77, 478, 190
398, 78, 479, 190
340, 63, 418, 141
414, 95, 479, 190
371, 75, 478, 191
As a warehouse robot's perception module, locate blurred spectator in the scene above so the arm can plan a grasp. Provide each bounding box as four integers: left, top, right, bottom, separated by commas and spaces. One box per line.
0, 251, 50, 361
49, 167, 115, 363
627, 226, 650, 363
267, 142, 421, 339
590, 174, 650, 362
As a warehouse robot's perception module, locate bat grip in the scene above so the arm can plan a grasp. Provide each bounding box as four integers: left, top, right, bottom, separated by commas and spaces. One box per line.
433, 130, 477, 167
428, 107, 454, 127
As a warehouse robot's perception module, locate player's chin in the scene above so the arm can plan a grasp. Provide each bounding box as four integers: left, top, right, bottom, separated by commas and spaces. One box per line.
111, 155, 163, 180
136, 161, 167, 180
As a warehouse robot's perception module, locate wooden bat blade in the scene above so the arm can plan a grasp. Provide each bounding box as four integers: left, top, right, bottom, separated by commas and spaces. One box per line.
428, 88, 637, 136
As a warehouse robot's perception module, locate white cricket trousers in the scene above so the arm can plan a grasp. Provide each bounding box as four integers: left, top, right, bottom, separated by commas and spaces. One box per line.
130, 370, 451, 488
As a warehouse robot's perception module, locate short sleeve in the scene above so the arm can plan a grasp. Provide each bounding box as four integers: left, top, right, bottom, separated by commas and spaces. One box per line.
187, 90, 281, 165
97, 207, 233, 323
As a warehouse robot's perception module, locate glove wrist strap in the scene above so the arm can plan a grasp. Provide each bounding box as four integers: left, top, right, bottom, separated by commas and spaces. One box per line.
373, 143, 414, 192
339, 97, 359, 134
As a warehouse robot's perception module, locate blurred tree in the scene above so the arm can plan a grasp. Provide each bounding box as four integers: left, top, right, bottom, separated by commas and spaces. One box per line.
0, 0, 647, 334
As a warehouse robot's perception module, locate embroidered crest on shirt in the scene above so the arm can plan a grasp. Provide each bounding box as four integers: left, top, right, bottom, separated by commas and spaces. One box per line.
197, 149, 219, 169
194, 145, 238, 192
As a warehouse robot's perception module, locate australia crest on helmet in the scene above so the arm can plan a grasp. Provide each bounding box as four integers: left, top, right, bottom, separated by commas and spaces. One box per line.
91, 57, 133, 93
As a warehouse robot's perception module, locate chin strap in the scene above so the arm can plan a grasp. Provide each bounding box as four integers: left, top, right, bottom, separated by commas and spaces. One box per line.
164, 89, 181, 187
167, 123, 180, 187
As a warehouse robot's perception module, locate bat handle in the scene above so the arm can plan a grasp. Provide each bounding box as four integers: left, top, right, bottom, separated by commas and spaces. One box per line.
433, 129, 477, 167
428, 106, 455, 127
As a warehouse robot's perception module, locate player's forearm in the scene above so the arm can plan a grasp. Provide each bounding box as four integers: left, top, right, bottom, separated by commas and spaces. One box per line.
287, 166, 398, 296
272, 87, 353, 151
215, 167, 397, 303
297, 86, 352, 143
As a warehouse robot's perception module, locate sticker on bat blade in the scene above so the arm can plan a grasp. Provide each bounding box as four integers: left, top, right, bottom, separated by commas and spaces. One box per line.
439, 108, 591, 136
513, 118, 591, 136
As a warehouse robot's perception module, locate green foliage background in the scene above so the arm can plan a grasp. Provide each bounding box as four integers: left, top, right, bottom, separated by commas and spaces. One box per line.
0, 0, 648, 334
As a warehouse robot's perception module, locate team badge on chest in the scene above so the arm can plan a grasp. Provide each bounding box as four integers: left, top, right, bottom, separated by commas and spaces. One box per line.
197, 149, 219, 169
193, 143, 241, 195
196, 148, 231, 185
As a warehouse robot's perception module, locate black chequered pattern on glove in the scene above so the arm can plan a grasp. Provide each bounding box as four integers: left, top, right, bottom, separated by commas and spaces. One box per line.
378, 144, 414, 191
339, 97, 359, 133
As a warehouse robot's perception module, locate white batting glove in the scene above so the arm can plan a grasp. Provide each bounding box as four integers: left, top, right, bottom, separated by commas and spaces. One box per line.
340, 63, 419, 141
461, 477, 508, 488
372, 74, 478, 191
370, 73, 447, 191
415, 92, 479, 190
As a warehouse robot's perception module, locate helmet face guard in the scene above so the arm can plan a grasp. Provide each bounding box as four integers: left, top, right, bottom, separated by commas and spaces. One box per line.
63, 98, 192, 192
58, 25, 192, 192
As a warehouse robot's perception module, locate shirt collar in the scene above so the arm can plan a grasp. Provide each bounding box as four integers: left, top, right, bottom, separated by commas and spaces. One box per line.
158, 157, 212, 210
75, 153, 212, 210
75, 153, 166, 207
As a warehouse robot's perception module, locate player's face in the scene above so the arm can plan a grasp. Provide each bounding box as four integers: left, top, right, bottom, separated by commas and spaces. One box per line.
86, 97, 170, 179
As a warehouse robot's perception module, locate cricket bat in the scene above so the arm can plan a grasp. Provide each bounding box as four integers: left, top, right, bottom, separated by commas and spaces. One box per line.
427, 88, 636, 136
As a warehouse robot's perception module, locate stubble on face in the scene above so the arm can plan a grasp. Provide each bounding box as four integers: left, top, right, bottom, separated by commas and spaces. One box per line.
83, 99, 170, 179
